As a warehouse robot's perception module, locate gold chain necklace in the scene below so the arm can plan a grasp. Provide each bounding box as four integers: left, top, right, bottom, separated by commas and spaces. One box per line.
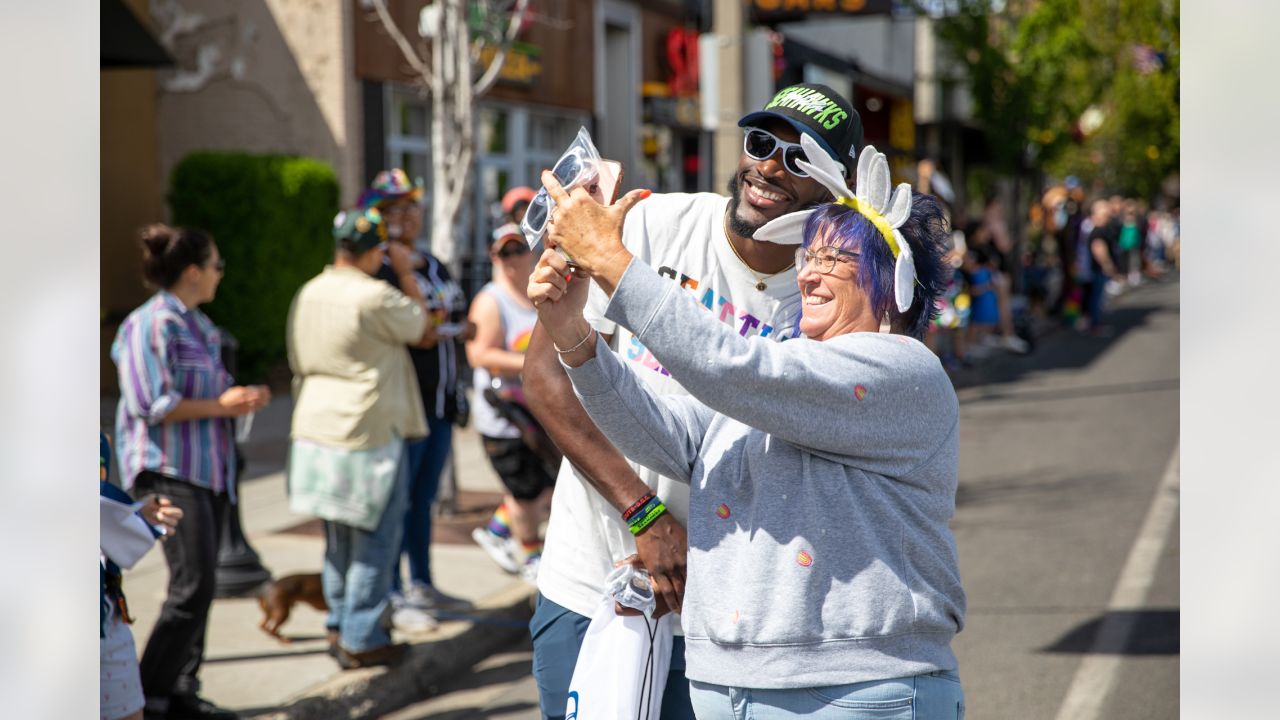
722, 213, 795, 291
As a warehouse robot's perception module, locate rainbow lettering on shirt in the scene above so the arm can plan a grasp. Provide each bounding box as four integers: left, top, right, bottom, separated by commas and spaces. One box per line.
622, 266, 797, 377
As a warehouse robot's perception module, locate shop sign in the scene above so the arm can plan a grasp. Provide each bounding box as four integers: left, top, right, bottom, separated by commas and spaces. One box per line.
889, 97, 914, 152
477, 41, 543, 87
751, 0, 893, 22
666, 28, 699, 97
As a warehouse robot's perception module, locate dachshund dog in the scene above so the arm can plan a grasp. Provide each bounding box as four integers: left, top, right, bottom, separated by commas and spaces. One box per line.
257, 572, 327, 644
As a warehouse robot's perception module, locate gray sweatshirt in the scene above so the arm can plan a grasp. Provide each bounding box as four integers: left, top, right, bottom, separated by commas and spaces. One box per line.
565, 259, 966, 689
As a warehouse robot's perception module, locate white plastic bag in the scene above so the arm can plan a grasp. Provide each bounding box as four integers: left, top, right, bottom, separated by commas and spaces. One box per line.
99, 496, 158, 569
564, 565, 672, 720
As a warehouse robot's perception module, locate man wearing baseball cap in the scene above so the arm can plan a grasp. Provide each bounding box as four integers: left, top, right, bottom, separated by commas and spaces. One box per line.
360, 170, 476, 632
502, 186, 538, 225
286, 207, 441, 669
521, 84, 862, 719
466, 223, 558, 585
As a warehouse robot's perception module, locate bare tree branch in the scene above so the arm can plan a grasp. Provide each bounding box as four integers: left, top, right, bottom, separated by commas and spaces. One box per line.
369, 0, 431, 85
473, 0, 530, 95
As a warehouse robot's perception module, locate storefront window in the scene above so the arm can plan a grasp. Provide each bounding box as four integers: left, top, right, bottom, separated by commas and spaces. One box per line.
387, 86, 587, 293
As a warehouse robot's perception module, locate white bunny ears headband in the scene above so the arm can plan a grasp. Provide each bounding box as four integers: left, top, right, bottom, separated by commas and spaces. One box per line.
754, 135, 917, 313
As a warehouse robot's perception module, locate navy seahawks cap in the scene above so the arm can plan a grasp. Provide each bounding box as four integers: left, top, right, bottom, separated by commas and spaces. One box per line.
738, 83, 863, 176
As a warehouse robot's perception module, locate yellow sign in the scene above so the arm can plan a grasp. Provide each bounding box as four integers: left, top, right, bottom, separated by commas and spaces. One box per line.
752, 0, 888, 14
477, 44, 542, 87
889, 98, 915, 152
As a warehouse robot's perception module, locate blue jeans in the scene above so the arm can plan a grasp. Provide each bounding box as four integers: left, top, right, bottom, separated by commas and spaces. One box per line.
321, 455, 409, 652
529, 593, 694, 720
1089, 271, 1108, 328
392, 417, 453, 592
689, 671, 965, 720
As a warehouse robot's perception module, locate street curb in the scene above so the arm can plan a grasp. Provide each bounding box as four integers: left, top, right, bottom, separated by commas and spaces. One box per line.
252, 581, 537, 720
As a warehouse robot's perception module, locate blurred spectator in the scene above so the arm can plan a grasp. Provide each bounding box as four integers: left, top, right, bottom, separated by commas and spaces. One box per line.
360, 169, 475, 630
501, 186, 537, 225
286, 207, 437, 669
1118, 199, 1142, 287
969, 196, 1029, 354
1084, 200, 1121, 335
467, 224, 558, 584
926, 228, 972, 370
111, 224, 269, 720
101, 433, 184, 720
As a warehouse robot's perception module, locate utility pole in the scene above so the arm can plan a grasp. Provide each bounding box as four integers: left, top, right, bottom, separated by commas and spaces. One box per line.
712, 0, 746, 192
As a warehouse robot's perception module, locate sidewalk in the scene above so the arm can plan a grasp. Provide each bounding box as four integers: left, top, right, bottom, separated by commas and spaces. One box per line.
101, 395, 537, 718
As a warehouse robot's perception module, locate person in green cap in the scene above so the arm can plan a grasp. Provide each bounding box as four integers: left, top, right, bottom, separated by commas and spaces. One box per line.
285, 207, 439, 669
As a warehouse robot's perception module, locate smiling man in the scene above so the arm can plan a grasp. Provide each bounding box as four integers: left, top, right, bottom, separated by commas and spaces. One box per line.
521, 83, 861, 720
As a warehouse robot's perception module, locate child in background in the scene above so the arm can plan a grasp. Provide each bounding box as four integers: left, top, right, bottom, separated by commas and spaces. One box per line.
101, 433, 183, 720
927, 230, 972, 370
963, 247, 999, 357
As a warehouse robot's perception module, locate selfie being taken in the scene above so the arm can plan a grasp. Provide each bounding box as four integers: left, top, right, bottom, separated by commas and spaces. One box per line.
89, 1, 1181, 718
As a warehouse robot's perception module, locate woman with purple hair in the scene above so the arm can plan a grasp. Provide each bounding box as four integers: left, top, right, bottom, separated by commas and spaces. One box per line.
529, 140, 966, 718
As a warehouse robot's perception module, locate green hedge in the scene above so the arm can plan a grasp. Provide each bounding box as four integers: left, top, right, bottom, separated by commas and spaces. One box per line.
170, 152, 339, 383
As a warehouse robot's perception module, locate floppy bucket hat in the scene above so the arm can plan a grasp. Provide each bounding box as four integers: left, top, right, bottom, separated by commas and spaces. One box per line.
357, 169, 424, 210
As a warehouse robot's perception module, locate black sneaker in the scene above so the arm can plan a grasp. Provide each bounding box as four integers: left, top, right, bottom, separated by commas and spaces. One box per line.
166, 693, 240, 720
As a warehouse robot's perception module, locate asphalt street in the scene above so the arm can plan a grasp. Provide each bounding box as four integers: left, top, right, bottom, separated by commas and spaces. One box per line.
385, 276, 1181, 720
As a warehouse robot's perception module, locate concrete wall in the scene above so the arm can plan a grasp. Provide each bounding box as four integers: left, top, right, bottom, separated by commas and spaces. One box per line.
149, 0, 362, 205
102, 0, 168, 394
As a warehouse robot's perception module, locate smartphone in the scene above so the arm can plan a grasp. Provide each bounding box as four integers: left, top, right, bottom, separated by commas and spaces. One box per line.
560, 159, 624, 269
592, 160, 624, 206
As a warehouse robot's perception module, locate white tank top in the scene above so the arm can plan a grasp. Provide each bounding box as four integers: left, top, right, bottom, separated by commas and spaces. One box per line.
471, 281, 537, 439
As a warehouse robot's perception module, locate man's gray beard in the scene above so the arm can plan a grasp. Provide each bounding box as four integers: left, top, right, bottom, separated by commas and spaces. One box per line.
725, 174, 763, 239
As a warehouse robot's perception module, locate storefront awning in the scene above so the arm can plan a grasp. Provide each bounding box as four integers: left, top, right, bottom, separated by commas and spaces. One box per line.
102, 0, 173, 69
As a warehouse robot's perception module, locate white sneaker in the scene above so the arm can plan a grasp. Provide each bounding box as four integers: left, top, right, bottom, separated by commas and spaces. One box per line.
471, 527, 522, 574
391, 605, 439, 633
520, 554, 541, 585
1000, 335, 1030, 354
404, 582, 472, 613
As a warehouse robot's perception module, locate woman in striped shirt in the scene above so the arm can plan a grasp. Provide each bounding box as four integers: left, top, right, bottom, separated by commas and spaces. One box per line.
111, 224, 270, 720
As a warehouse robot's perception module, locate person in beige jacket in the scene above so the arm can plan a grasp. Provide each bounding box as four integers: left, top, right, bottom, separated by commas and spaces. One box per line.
286, 206, 437, 669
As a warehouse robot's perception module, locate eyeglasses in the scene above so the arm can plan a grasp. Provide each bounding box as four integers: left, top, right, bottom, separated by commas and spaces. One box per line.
743, 128, 811, 178
496, 242, 530, 259
381, 202, 419, 218
795, 246, 858, 275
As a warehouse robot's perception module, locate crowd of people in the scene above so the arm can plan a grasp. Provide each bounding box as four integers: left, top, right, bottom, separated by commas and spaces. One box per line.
923, 182, 1179, 370
100, 73, 1177, 720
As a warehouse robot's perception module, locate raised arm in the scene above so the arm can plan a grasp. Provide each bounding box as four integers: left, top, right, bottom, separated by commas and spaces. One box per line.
559, 333, 711, 484
524, 250, 690, 615
599, 260, 957, 464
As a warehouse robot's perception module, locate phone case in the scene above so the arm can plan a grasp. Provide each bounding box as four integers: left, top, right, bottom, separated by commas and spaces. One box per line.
596, 160, 623, 206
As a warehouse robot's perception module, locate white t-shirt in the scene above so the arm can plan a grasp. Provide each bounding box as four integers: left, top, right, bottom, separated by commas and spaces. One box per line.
537, 192, 803, 621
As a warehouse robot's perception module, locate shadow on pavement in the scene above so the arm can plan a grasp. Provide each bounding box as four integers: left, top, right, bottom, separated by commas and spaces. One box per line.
1040, 609, 1179, 655
960, 377, 1179, 406
204, 645, 332, 664
409, 702, 539, 720
954, 469, 1125, 513
425, 655, 533, 694
949, 283, 1174, 393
